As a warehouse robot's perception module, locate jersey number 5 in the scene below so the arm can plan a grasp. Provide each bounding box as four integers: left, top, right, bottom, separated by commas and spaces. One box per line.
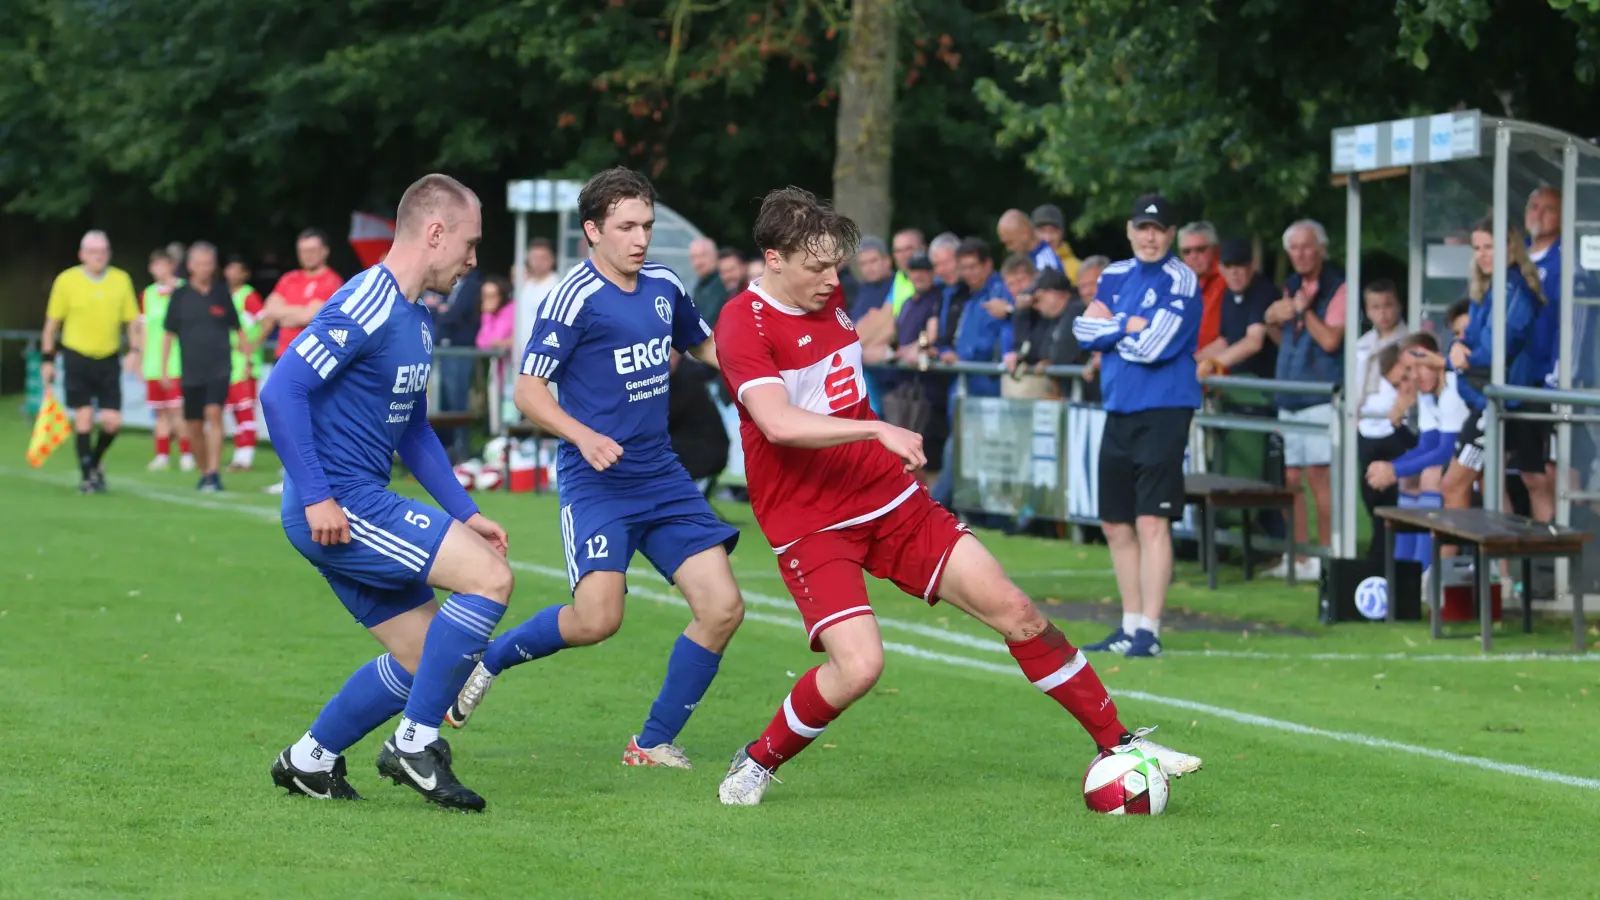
585, 535, 610, 559
405, 510, 432, 530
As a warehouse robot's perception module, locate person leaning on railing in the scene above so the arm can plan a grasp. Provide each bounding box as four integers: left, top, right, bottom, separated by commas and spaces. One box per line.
1000, 267, 1085, 400
874, 252, 949, 486
1436, 217, 1550, 522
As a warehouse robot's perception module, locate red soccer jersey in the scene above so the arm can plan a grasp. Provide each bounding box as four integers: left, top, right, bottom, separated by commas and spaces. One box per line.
716, 282, 919, 551
269, 268, 343, 357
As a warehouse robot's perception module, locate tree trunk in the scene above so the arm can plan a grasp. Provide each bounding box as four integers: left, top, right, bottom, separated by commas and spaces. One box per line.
832, 0, 897, 243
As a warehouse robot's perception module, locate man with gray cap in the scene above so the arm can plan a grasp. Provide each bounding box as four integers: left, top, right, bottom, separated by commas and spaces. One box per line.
1031, 204, 1082, 281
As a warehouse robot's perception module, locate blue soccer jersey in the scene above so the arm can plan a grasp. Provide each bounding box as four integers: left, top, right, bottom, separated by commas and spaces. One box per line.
261, 263, 479, 627
518, 259, 736, 590
521, 259, 713, 488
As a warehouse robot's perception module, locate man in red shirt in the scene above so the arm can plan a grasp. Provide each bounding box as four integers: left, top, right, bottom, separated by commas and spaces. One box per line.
712, 188, 1202, 806
258, 228, 343, 359
257, 228, 342, 493
1180, 221, 1227, 365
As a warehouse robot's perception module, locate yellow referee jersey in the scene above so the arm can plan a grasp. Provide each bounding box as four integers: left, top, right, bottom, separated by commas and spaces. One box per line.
45, 265, 138, 358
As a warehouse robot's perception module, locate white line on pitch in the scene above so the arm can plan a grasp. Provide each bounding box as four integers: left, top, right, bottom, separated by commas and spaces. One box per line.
12, 466, 1596, 666
32, 469, 1600, 793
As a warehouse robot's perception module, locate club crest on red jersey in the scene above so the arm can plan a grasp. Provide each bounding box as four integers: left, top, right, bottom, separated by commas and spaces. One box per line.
835, 308, 855, 331
824, 352, 861, 411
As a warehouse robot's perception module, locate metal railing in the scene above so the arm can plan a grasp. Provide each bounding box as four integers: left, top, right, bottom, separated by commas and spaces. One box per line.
863, 358, 1350, 555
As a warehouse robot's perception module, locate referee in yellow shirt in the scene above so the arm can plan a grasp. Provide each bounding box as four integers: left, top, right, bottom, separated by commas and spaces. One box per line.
39, 230, 140, 493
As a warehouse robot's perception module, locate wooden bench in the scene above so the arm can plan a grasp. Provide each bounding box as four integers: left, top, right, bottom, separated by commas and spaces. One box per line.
1376, 506, 1592, 651
1184, 473, 1298, 590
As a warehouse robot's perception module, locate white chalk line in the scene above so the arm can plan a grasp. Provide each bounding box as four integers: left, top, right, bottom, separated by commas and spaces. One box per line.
12, 467, 1595, 667
18, 467, 1600, 794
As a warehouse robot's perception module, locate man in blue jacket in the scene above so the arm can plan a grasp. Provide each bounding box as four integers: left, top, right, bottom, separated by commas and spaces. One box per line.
1073, 193, 1202, 658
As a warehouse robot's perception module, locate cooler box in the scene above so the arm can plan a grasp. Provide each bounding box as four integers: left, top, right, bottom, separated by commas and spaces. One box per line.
507, 439, 554, 493
1438, 557, 1502, 623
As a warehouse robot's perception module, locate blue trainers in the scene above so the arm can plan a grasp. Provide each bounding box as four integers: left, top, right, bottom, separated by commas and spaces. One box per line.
1083, 628, 1134, 653
1124, 629, 1162, 658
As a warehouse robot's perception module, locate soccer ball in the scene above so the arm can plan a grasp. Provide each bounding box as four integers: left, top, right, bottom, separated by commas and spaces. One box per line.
1083, 748, 1169, 815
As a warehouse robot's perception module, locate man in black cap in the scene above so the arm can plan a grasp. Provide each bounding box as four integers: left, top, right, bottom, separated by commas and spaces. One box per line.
1202, 238, 1279, 381
1030, 204, 1082, 281
1200, 237, 1288, 548
1002, 267, 1086, 398
1073, 192, 1201, 659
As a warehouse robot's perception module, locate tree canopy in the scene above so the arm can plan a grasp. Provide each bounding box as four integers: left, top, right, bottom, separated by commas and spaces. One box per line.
1, 0, 1595, 269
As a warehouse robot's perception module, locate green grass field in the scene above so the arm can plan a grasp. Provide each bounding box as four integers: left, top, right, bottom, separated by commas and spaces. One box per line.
3, 411, 1599, 899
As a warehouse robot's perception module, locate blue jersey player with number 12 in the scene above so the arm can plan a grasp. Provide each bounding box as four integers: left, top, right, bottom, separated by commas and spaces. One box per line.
261, 175, 515, 812
446, 168, 745, 769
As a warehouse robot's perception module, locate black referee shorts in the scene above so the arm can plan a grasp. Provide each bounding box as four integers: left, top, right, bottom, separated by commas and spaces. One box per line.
182, 379, 230, 421
1098, 407, 1193, 524
62, 348, 122, 410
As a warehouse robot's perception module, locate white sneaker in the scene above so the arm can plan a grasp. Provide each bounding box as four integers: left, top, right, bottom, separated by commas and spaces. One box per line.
623, 736, 693, 769
445, 662, 496, 729
718, 745, 780, 806
146, 454, 170, 472
263, 481, 284, 495
179, 453, 197, 472
1118, 726, 1203, 778
1294, 557, 1322, 581
1260, 555, 1292, 579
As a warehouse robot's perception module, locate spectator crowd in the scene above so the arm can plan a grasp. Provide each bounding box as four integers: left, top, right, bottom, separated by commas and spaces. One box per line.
40, 183, 1594, 608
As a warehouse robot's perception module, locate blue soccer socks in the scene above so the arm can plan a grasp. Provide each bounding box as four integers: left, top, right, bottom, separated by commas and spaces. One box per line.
637, 634, 723, 749
1395, 492, 1419, 562
296, 653, 414, 771
482, 604, 568, 676
398, 594, 506, 750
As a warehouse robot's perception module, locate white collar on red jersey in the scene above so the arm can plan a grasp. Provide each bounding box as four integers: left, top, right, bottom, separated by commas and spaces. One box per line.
749, 279, 809, 316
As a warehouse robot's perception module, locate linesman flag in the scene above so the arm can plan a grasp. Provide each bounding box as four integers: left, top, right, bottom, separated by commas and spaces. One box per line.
27, 391, 71, 467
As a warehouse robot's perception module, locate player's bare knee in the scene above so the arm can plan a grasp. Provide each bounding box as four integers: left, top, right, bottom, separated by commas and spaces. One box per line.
692, 589, 744, 640
831, 645, 884, 701
568, 603, 623, 646
992, 588, 1048, 642
467, 557, 514, 606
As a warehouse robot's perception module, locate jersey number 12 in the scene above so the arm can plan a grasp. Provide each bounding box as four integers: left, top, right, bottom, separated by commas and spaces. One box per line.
585, 535, 609, 559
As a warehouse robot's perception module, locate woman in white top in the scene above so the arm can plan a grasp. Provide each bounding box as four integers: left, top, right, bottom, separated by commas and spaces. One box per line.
1354, 279, 1409, 409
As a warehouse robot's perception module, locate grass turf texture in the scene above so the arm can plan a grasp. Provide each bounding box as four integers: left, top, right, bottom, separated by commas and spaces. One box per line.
3, 410, 1599, 899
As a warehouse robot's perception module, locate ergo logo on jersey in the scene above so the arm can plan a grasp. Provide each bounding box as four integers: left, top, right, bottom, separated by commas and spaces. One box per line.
392, 363, 431, 394
613, 336, 673, 375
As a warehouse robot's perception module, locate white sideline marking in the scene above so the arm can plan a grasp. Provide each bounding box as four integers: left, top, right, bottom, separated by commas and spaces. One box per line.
15, 469, 1600, 792
11, 467, 1596, 665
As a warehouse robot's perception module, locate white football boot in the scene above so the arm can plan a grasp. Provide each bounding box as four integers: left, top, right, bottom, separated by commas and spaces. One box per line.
718, 745, 780, 806
445, 662, 496, 729
1118, 726, 1203, 778
622, 736, 693, 769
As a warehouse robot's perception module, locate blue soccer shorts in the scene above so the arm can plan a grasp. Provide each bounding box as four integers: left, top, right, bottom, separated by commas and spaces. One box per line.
560, 476, 739, 593
285, 489, 451, 628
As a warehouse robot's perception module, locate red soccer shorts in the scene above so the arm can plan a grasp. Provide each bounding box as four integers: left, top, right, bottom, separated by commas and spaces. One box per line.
226, 378, 257, 411
776, 489, 970, 651
145, 379, 181, 410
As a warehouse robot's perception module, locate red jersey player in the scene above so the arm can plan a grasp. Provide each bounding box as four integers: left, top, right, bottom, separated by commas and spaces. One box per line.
712, 188, 1202, 806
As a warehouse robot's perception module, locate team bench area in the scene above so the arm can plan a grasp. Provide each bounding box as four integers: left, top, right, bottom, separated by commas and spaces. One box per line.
1376, 506, 1592, 652
1184, 473, 1299, 591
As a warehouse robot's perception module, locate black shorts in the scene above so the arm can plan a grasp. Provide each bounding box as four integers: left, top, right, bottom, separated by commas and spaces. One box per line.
1505, 404, 1552, 474
1098, 407, 1193, 523
62, 348, 122, 410
1455, 408, 1488, 472
182, 379, 230, 420
1455, 406, 1552, 474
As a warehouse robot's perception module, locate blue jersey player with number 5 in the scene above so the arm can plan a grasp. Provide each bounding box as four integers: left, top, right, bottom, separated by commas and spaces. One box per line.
446, 168, 745, 770
260, 174, 515, 812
